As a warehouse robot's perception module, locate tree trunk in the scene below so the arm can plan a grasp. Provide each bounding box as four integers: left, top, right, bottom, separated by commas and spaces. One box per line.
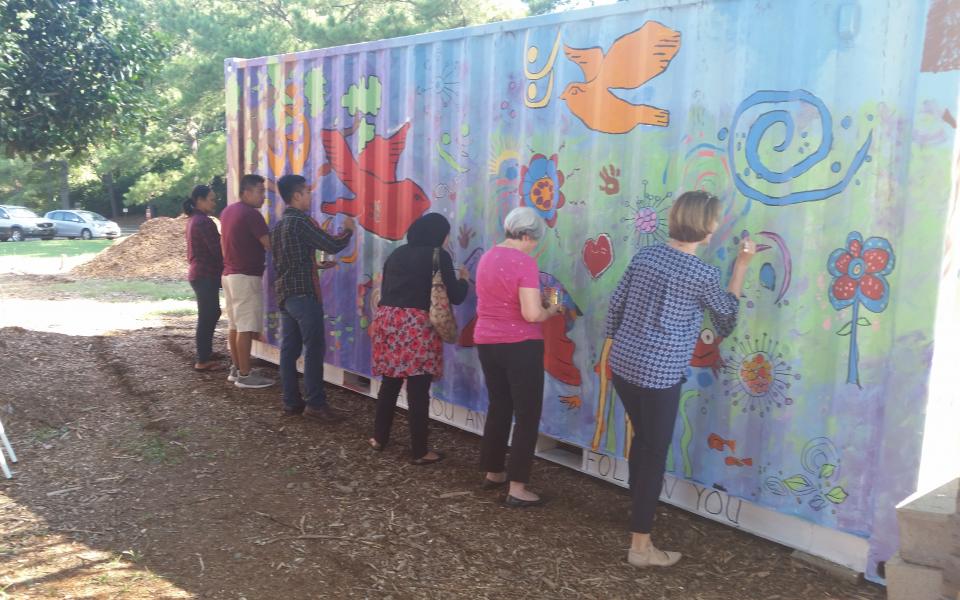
59, 160, 70, 209
104, 171, 119, 218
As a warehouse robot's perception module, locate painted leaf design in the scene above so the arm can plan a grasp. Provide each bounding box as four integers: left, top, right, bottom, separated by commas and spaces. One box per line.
764, 477, 788, 496
783, 475, 816, 495
826, 486, 849, 504
809, 496, 827, 511
856, 317, 871, 326
836, 321, 853, 336
819, 463, 836, 479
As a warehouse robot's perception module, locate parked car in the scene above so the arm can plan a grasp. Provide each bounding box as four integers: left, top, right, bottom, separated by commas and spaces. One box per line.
44, 210, 121, 240
0, 205, 57, 241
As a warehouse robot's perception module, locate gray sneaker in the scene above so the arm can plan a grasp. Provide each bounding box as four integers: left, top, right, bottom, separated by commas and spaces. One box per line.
235, 371, 275, 389
227, 365, 238, 383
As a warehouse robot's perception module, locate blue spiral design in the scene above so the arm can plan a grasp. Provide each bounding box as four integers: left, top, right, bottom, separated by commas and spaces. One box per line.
728, 90, 872, 206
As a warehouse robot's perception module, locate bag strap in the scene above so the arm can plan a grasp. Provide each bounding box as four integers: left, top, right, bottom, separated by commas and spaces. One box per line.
432, 247, 441, 275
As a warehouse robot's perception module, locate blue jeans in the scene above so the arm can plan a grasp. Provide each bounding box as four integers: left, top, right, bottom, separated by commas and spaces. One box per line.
280, 294, 327, 411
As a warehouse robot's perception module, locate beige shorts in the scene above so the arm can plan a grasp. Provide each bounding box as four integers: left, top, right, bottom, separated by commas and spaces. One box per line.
222, 274, 263, 333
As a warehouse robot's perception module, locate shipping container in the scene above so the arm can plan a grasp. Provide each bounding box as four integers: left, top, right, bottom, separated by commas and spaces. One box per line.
225, 0, 960, 582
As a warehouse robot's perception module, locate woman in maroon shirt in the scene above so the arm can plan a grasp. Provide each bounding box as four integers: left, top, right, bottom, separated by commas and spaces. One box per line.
184, 185, 224, 371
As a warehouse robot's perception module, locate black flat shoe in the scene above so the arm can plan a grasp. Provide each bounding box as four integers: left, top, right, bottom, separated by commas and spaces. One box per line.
482, 478, 508, 490
368, 438, 384, 452
504, 494, 545, 508
410, 451, 445, 465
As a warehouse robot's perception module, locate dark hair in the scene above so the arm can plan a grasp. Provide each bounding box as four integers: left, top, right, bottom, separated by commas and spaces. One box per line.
278, 174, 307, 204
239, 173, 265, 194
406, 213, 451, 247
182, 184, 212, 216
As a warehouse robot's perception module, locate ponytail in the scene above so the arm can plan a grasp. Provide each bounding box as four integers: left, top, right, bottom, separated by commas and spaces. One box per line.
185, 184, 212, 216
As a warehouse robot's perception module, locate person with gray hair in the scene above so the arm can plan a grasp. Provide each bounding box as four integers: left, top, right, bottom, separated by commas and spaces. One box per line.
503, 205, 546, 241
473, 206, 563, 507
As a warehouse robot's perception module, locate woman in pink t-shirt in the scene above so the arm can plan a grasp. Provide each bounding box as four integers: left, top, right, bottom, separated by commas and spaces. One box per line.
474, 207, 563, 507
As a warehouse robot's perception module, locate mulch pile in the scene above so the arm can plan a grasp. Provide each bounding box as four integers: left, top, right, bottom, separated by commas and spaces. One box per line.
72, 216, 189, 280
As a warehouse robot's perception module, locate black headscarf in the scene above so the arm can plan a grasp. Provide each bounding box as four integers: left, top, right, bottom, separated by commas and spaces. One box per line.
406, 213, 451, 247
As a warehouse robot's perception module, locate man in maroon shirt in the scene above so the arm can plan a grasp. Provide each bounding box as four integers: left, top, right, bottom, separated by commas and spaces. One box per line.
221, 174, 274, 389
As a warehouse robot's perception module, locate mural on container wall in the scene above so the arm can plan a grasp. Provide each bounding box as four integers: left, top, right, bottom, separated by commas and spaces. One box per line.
225, 0, 959, 582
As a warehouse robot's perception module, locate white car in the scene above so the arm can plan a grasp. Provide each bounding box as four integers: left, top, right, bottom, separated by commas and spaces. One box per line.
0, 205, 57, 241
45, 210, 121, 240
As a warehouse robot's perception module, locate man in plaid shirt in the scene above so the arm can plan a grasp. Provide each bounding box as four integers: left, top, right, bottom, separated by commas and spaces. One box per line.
272, 174, 355, 423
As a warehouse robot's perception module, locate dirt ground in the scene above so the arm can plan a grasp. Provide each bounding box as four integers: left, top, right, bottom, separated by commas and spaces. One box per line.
0, 276, 886, 599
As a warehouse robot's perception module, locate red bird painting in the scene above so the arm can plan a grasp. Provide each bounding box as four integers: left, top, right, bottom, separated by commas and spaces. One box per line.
319, 122, 431, 241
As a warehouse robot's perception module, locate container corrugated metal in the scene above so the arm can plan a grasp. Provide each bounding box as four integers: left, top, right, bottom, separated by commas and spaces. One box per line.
226, 0, 960, 582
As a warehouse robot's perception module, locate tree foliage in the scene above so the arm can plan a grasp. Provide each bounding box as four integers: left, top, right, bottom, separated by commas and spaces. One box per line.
0, 0, 167, 159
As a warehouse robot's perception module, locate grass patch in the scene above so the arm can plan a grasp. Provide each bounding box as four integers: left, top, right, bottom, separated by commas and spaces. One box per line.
49, 279, 195, 302
31, 426, 66, 443
148, 307, 197, 318
135, 435, 183, 465
0, 238, 115, 258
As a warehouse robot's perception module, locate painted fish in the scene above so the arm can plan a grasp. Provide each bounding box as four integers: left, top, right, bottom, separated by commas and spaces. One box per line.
725, 456, 754, 467
708, 433, 736, 453
319, 122, 430, 241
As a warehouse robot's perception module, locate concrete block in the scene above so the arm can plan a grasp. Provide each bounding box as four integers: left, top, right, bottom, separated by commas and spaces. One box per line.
897, 478, 959, 570
885, 553, 943, 600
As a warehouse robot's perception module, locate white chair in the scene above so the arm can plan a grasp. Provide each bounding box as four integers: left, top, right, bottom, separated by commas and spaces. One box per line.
0, 417, 16, 478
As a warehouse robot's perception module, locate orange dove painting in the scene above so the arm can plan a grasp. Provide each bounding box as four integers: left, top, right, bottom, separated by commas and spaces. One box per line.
560, 21, 681, 133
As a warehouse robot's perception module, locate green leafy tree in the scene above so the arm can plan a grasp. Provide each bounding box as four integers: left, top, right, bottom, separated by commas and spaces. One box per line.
0, 157, 60, 211
0, 0, 167, 159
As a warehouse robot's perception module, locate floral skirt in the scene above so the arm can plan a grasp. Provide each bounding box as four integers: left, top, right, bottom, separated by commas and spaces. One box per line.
371, 306, 443, 379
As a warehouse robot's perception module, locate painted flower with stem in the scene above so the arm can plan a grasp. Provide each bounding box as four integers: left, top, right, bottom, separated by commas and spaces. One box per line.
827, 232, 895, 387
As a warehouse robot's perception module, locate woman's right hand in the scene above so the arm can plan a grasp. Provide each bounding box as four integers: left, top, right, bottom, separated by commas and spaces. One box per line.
727, 239, 756, 297
734, 239, 757, 268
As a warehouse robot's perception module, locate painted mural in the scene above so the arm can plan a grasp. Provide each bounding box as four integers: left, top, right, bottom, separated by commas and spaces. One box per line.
225, 0, 960, 583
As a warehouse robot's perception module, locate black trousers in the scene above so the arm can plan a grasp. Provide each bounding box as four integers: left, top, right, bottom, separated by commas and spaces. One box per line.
190, 277, 221, 363
611, 373, 683, 534
373, 374, 433, 459
477, 340, 545, 483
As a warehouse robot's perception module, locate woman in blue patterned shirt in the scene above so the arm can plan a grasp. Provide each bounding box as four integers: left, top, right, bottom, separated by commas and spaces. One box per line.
605, 190, 756, 568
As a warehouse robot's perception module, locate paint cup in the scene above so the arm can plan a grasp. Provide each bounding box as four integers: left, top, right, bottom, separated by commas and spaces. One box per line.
547, 287, 560, 306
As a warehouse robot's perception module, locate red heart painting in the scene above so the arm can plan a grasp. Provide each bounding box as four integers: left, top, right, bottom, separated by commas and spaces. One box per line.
583, 234, 614, 279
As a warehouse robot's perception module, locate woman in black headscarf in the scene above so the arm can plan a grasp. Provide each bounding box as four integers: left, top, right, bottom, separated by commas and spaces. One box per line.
368, 213, 470, 464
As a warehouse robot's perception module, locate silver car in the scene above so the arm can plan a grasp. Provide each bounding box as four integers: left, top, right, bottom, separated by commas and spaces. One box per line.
45, 210, 121, 240
0, 205, 57, 242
